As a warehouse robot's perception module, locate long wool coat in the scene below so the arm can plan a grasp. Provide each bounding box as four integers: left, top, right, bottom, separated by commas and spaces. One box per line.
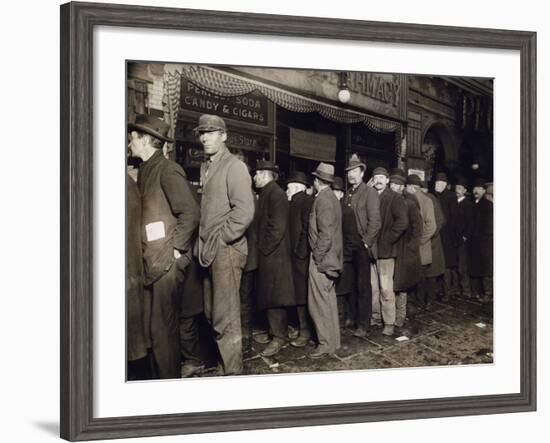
413, 190, 437, 266
256, 180, 296, 310
425, 192, 447, 278
377, 187, 409, 259
288, 191, 313, 305
127, 174, 148, 362
436, 189, 459, 268
394, 192, 423, 292
468, 196, 493, 277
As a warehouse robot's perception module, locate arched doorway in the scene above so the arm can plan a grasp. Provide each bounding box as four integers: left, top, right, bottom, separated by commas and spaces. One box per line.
421, 122, 458, 183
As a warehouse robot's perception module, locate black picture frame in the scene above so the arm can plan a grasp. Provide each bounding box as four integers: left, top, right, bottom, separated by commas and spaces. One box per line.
60, 2, 537, 441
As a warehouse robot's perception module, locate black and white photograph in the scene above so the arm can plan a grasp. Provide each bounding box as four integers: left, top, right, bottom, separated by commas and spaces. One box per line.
126, 62, 494, 380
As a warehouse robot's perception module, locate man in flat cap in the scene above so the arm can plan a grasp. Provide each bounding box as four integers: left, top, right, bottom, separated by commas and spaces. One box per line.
371, 166, 408, 336
286, 171, 314, 348
468, 179, 493, 304
253, 161, 296, 356
128, 114, 200, 379
405, 174, 437, 313
308, 163, 343, 357
434, 172, 460, 302
343, 154, 381, 337
195, 114, 255, 375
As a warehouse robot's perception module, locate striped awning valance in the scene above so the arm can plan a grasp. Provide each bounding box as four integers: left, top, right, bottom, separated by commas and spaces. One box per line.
165, 64, 402, 133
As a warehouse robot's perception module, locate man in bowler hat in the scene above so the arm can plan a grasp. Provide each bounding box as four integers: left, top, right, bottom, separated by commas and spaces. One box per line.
128, 114, 200, 379
286, 171, 315, 348
195, 114, 255, 375
253, 161, 296, 356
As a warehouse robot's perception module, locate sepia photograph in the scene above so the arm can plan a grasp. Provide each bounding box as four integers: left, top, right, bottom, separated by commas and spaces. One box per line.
126, 61, 494, 381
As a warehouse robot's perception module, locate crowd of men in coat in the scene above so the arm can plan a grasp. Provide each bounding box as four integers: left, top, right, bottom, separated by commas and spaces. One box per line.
127, 113, 494, 380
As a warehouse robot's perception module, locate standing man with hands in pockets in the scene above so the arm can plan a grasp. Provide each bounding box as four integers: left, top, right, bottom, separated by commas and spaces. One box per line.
195, 114, 255, 376
128, 114, 200, 379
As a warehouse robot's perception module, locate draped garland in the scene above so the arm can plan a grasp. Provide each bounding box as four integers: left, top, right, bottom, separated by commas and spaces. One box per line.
163, 64, 402, 134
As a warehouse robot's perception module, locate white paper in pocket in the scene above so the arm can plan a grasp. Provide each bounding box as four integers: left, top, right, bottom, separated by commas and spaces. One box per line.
145, 221, 166, 242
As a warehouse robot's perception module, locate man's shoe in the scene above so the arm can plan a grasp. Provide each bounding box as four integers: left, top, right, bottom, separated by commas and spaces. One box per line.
370, 317, 383, 327
308, 347, 332, 359
352, 327, 368, 338
424, 302, 434, 312
382, 325, 395, 336
290, 335, 311, 348
344, 319, 356, 330
181, 362, 205, 378
253, 332, 271, 344
287, 325, 299, 340
260, 338, 285, 357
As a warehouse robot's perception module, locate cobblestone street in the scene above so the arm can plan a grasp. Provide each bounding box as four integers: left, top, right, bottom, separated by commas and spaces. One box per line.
199, 295, 493, 377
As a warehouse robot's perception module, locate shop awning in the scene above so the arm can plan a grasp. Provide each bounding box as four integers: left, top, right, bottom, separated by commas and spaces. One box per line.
164, 64, 402, 137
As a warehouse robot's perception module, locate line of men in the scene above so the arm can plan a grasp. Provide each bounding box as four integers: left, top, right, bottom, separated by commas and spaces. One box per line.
127, 113, 494, 380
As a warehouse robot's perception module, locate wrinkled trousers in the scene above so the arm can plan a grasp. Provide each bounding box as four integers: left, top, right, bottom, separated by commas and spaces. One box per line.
371, 258, 396, 326
308, 257, 340, 353
204, 243, 246, 375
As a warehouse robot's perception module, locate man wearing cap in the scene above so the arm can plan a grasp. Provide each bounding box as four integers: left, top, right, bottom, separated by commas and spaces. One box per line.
468, 179, 493, 303
455, 177, 473, 299
286, 171, 314, 348
371, 167, 408, 336
128, 114, 200, 379
308, 163, 343, 357
405, 174, 437, 313
390, 169, 422, 326
253, 161, 296, 356
195, 114, 255, 375
434, 172, 460, 301
343, 154, 381, 337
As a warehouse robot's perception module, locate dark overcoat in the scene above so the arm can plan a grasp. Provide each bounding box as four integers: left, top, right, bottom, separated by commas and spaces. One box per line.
377, 187, 409, 259
394, 193, 423, 292
288, 191, 313, 305
127, 174, 148, 362
468, 196, 493, 277
244, 192, 259, 273
138, 150, 200, 285
178, 183, 204, 318
256, 180, 296, 310
436, 189, 459, 268
336, 203, 358, 295
425, 193, 446, 278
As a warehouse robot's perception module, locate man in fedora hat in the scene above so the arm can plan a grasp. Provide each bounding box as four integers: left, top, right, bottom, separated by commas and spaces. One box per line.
195, 114, 255, 375
307, 163, 343, 358
434, 172, 460, 302
343, 154, 381, 337
128, 114, 200, 379
468, 179, 493, 304
371, 166, 408, 336
286, 171, 314, 348
253, 161, 296, 356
